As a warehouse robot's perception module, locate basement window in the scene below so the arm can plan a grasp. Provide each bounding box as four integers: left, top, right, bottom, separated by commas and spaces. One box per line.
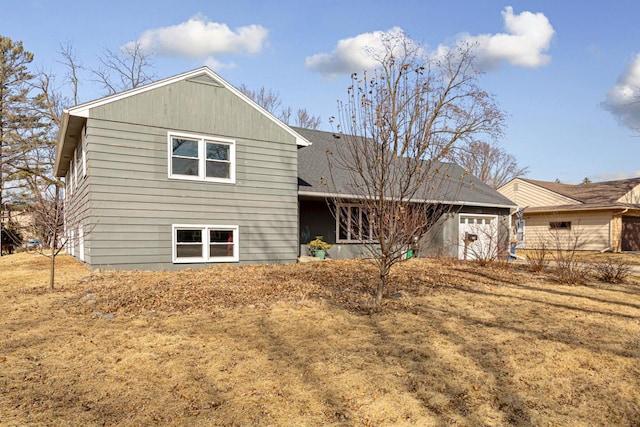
172, 224, 239, 263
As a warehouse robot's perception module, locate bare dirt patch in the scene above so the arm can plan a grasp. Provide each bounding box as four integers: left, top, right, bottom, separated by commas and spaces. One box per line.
1, 253, 639, 426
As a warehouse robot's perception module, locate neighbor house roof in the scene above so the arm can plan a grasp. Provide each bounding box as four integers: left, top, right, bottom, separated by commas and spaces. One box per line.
515, 177, 640, 213
294, 127, 516, 209
54, 67, 311, 177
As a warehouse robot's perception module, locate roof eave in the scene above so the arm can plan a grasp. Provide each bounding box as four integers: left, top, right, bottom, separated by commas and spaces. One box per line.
53, 110, 70, 177
297, 190, 516, 209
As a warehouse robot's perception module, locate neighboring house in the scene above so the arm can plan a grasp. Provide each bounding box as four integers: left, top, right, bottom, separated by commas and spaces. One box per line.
55, 67, 516, 270
498, 177, 640, 252
295, 127, 516, 261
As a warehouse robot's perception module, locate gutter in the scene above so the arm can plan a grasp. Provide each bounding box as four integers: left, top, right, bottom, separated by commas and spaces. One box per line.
297, 190, 517, 210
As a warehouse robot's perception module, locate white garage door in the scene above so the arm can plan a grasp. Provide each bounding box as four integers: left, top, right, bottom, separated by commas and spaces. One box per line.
459, 215, 499, 260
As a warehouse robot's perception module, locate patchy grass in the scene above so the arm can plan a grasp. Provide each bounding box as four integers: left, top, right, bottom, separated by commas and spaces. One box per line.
1, 253, 639, 426
519, 249, 640, 266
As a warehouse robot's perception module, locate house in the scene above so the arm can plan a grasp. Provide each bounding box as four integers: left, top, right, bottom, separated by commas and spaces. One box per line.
54, 67, 309, 269
54, 67, 516, 270
498, 177, 640, 252
294, 128, 516, 260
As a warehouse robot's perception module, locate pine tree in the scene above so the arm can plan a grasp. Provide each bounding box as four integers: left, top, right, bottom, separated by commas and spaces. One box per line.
0, 35, 37, 255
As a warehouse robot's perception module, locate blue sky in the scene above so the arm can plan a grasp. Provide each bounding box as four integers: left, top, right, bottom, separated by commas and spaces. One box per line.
4, 0, 640, 184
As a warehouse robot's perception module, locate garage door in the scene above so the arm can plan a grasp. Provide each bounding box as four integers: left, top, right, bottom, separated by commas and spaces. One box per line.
622, 216, 640, 251
459, 215, 498, 260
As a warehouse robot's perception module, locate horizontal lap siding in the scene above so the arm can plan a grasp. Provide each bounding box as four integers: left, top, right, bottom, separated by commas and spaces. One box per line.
523, 211, 612, 251
83, 79, 299, 269
500, 179, 577, 207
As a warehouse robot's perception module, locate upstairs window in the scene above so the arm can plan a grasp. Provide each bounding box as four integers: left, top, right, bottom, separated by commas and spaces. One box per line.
168, 132, 235, 183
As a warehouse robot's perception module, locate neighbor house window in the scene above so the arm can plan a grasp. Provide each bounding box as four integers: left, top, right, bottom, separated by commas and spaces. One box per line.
172, 224, 239, 263
337, 203, 374, 243
550, 221, 571, 230
168, 132, 235, 183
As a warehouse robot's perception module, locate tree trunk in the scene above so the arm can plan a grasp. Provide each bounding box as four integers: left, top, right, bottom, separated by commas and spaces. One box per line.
49, 185, 60, 290
49, 250, 55, 290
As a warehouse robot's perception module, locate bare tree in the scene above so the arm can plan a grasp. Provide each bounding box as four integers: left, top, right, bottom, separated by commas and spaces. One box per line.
328, 35, 504, 304
446, 140, 528, 188
93, 41, 155, 95
238, 84, 283, 114
294, 108, 321, 129
238, 85, 321, 129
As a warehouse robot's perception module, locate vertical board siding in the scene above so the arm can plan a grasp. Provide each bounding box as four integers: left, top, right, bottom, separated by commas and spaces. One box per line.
81, 78, 299, 270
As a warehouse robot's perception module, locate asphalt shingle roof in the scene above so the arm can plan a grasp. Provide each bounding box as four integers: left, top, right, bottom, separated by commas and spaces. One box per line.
518, 177, 640, 213
522, 177, 640, 205
294, 127, 516, 208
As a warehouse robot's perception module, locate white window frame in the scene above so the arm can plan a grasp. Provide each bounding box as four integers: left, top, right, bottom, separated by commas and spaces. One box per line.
168, 131, 236, 184
78, 226, 84, 261
74, 142, 82, 187
68, 161, 74, 195
172, 224, 239, 263
81, 127, 87, 178
68, 229, 75, 257
336, 203, 375, 243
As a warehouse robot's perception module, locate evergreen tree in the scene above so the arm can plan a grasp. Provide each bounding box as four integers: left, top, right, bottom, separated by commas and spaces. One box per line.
0, 35, 38, 256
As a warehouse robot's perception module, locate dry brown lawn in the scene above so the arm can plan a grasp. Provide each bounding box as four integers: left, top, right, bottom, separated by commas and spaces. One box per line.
1, 253, 639, 426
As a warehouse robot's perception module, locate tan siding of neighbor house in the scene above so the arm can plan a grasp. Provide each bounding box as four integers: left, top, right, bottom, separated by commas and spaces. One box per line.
618, 184, 640, 204
78, 76, 299, 270
500, 179, 579, 207
523, 211, 613, 251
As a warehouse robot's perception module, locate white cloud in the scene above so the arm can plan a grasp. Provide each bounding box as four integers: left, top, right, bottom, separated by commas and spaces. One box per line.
305, 27, 421, 79
591, 170, 640, 181
124, 14, 268, 69
204, 57, 237, 72
453, 6, 555, 69
306, 7, 554, 79
602, 53, 640, 131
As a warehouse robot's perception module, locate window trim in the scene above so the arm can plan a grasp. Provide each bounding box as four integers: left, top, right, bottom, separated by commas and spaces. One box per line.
172, 224, 239, 263
336, 203, 375, 243
81, 128, 87, 178
167, 131, 236, 184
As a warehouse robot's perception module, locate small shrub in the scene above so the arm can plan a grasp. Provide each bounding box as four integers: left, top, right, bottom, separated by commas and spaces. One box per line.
554, 264, 591, 285
592, 260, 632, 284
525, 246, 548, 272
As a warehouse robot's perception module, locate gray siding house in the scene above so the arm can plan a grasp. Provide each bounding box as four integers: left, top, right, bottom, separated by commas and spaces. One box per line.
54, 67, 310, 270
55, 67, 516, 270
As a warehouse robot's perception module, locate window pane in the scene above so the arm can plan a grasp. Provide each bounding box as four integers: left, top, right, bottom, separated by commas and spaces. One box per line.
351, 207, 362, 240
173, 158, 199, 176
176, 244, 203, 258
362, 210, 371, 240
339, 206, 349, 240
210, 244, 234, 257
206, 142, 229, 161
210, 230, 233, 243
206, 161, 230, 179
172, 138, 199, 157
177, 229, 202, 243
